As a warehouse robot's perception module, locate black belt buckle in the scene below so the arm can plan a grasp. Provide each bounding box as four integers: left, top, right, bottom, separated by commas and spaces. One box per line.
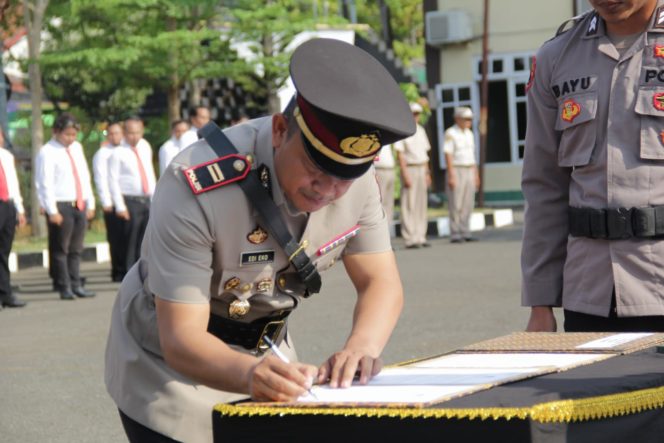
256, 320, 286, 353
607, 207, 633, 240
633, 207, 656, 238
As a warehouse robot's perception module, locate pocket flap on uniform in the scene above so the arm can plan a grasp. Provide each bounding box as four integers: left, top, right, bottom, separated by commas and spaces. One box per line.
554, 92, 598, 131
635, 87, 664, 117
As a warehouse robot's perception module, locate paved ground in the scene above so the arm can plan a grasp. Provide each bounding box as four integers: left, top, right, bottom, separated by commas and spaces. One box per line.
0, 212, 555, 442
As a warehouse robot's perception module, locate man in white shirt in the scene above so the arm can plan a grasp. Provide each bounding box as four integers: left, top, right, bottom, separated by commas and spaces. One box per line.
443, 107, 480, 243
395, 103, 432, 249
180, 105, 211, 147
158, 119, 190, 176
0, 128, 27, 309
108, 116, 156, 271
93, 122, 125, 282
36, 113, 96, 300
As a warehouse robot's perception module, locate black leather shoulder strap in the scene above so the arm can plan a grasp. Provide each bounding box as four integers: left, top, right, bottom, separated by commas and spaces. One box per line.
197, 122, 322, 295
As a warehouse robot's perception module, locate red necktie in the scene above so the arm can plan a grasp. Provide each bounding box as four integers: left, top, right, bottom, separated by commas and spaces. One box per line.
0, 160, 9, 202
66, 147, 85, 211
132, 146, 150, 195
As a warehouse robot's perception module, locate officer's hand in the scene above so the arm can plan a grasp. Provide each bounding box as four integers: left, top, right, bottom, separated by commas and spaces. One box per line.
48, 213, 63, 226
16, 213, 26, 228
116, 210, 130, 220
425, 171, 432, 188
318, 349, 383, 388
248, 355, 317, 402
86, 209, 95, 220
102, 206, 113, 214
402, 175, 412, 189
526, 306, 557, 332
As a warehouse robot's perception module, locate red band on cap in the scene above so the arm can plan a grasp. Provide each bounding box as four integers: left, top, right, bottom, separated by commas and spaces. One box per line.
296, 96, 340, 154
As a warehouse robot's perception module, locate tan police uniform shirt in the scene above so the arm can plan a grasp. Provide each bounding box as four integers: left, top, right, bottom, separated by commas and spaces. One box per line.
105, 117, 391, 443
393, 124, 431, 165
521, 6, 664, 317
443, 124, 476, 166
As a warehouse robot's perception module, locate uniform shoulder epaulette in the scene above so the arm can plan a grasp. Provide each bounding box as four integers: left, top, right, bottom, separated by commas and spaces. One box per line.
183, 153, 251, 195
555, 10, 595, 37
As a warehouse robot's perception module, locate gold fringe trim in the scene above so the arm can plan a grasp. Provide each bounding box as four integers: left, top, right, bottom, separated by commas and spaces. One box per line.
215, 385, 664, 423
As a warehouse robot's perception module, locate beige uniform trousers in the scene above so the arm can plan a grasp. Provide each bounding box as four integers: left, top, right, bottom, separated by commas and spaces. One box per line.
400, 164, 428, 246
446, 165, 476, 240
375, 168, 395, 226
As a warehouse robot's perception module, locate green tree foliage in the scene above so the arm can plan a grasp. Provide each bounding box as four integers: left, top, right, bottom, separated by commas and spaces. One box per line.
355, 0, 424, 67
222, 0, 345, 113
39, 0, 243, 125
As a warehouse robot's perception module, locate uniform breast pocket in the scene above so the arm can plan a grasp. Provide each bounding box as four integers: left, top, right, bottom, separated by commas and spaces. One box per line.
634, 87, 664, 160
555, 92, 598, 167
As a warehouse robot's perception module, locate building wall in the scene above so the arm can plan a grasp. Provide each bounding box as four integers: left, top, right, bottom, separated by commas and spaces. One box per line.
431, 0, 577, 201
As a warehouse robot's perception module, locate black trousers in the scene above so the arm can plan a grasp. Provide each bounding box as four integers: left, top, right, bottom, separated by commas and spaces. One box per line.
0, 200, 16, 302
47, 202, 86, 290
104, 209, 125, 280
119, 409, 181, 443
119, 196, 150, 271
564, 294, 664, 332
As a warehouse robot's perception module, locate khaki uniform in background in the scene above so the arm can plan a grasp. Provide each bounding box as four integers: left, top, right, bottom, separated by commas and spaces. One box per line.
395, 125, 431, 247
105, 118, 390, 443
374, 144, 396, 228
522, 6, 664, 318
443, 124, 477, 241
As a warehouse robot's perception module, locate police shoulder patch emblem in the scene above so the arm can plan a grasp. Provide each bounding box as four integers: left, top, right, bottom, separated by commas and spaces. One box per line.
655, 45, 664, 58
654, 92, 664, 111
561, 99, 581, 122
183, 154, 250, 194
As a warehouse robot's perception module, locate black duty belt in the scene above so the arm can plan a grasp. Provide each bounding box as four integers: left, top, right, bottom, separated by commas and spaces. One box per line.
569, 206, 664, 239
198, 122, 321, 296
207, 311, 290, 353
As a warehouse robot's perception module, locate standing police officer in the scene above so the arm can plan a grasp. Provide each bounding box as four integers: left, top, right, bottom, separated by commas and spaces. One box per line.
105, 38, 415, 443
522, 0, 664, 332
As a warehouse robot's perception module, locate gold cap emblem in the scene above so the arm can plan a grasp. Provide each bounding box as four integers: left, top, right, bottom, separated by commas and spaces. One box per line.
339, 133, 381, 157
247, 226, 268, 244
228, 299, 250, 319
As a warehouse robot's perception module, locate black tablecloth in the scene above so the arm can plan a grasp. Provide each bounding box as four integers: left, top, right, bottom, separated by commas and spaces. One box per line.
213, 348, 664, 443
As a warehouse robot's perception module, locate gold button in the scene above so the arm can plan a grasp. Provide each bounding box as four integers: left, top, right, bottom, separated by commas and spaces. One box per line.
240, 283, 252, 293
245, 154, 254, 165
233, 159, 245, 172
278, 276, 286, 289
228, 299, 250, 318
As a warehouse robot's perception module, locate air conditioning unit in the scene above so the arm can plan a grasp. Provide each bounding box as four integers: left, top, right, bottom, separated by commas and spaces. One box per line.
426, 10, 474, 46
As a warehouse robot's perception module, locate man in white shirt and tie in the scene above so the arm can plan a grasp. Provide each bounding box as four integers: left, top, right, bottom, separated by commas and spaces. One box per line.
180, 105, 211, 147
109, 116, 156, 271
93, 121, 125, 282
0, 128, 27, 309
158, 119, 190, 176
36, 113, 96, 300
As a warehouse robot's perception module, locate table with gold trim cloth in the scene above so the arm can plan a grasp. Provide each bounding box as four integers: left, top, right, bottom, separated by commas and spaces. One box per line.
213, 347, 664, 443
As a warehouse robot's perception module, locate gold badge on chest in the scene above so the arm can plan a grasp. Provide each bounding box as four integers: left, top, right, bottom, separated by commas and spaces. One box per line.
224, 277, 241, 291
247, 225, 269, 244
228, 299, 251, 319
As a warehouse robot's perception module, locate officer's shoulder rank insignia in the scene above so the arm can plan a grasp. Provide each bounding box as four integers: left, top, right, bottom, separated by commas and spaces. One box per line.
561, 99, 581, 122
183, 154, 250, 195
247, 225, 268, 244
317, 225, 360, 256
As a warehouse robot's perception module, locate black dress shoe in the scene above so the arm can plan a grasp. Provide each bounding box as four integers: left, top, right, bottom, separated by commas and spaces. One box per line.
464, 237, 479, 242
2, 296, 27, 308
450, 238, 463, 244
405, 244, 421, 249
72, 287, 96, 298
421, 242, 432, 248
60, 289, 76, 300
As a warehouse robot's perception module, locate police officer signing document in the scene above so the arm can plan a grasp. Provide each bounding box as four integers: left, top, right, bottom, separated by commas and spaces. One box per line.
105, 38, 415, 443
523, 0, 664, 332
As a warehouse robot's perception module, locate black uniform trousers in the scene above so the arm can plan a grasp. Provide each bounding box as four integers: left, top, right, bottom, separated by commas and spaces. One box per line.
565, 291, 664, 332
103, 209, 125, 281
119, 196, 150, 271
0, 200, 16, 302
47, 202, 86, 291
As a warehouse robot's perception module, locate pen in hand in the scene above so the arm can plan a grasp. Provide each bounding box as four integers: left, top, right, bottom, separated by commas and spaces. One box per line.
262, 336, 318, 399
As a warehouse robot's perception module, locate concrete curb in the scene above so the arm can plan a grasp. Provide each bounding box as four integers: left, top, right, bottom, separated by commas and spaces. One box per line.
9, 209, 515, 272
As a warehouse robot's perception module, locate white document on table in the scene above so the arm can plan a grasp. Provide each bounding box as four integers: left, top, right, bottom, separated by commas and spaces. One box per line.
575, 333, 654, 349
297, 352, 612, 405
